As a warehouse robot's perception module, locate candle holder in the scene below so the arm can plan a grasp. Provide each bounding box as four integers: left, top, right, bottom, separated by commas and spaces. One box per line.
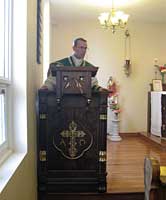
123, 59, 131, 77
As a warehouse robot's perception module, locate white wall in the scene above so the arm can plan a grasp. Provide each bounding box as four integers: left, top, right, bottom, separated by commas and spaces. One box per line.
50, 20, 166, 133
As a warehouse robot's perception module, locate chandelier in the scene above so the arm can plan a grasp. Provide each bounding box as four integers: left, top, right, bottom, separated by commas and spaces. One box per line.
98, 1, 129, 33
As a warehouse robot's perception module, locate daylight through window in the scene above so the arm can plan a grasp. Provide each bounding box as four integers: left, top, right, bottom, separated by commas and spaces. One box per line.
0, 0, 12, 151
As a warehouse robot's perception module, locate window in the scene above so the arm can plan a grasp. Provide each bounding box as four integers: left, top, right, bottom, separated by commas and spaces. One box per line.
0, 89, 6, 145
0, 0, 27, 193
0, 0, 5, 78
0, 0, 12, 155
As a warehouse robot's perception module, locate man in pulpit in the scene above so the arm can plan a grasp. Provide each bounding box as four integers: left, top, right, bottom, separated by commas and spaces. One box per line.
42, 37, 104, 92
37, 37, 108, 194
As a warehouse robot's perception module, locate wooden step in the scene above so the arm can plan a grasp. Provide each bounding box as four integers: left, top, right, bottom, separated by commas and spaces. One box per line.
44, 192, 144, 200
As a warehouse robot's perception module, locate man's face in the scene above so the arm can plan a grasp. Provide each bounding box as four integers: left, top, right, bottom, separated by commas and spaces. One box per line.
73, 40, 87, 59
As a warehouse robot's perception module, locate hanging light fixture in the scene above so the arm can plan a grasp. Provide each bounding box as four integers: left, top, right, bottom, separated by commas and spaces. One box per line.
98, 0, 130, 33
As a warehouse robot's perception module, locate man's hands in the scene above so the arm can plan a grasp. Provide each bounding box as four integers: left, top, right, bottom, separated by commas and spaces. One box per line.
40, 85, 48, 90
98, 87, 109, 92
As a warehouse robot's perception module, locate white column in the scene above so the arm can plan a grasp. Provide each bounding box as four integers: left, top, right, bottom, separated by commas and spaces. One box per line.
108, 112, 122, 141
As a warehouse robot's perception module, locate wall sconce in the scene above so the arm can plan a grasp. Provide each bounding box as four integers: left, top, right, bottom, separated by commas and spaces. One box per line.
123, 30, 131, 77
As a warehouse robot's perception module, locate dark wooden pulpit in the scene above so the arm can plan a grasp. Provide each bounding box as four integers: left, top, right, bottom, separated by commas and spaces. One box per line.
37, 66, 108, 200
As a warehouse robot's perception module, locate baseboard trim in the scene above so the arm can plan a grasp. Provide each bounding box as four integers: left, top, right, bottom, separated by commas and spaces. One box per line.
139, 132, 166, 151
119, 132, 140, 137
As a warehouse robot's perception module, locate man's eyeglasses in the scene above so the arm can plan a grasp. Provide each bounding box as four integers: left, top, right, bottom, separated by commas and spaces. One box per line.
76, 46, 88, 50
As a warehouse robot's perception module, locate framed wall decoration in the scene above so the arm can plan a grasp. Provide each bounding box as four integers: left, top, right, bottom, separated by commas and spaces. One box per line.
152, 79, 163, 91
37, 0, 42, 64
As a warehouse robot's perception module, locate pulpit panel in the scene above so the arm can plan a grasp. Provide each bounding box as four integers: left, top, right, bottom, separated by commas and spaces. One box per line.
37, 91, 107, 198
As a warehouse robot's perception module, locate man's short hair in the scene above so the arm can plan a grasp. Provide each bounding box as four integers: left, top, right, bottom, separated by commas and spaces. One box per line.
73, 38, 87, 47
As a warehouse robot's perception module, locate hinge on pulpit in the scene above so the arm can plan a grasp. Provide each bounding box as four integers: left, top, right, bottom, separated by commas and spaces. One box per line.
99, 151, 106, 162
100, 114, 107, 120
39, 150, 47, 161
160, 166, 166, 184
162, 124, 166, 131
40, 114, 46, 119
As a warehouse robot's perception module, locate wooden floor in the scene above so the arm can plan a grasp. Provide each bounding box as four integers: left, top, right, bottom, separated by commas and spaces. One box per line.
107, 133, 166, 194
46, 133, 166, 200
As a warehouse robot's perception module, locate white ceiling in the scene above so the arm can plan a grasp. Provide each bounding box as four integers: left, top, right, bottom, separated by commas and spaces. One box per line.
50, 0, 166, 24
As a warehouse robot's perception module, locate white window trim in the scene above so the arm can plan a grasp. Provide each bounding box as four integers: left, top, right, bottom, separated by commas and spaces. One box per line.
0, 88, 8, 154
0, 0, 12, 158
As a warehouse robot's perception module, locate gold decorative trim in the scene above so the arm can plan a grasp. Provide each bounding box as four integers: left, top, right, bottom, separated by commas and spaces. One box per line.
99, 151, 106, 162
39, 150, 46, 161
100, 114, 107, 120
40, 114, 46, 119
160, 166, 166, 184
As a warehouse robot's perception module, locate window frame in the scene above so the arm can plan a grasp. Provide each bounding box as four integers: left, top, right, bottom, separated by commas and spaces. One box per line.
0, 0, 28, 193
0, 0, 12, 161
0, 87, 7, 145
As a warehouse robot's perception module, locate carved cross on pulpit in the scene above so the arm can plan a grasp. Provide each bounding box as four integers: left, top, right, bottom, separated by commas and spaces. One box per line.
61, 121, 86, 158
53, 121, 93, 160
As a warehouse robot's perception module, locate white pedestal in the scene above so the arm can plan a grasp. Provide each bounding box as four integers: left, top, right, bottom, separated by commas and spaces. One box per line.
109, 119, 122, 141
107, 112, 122, 141
107, 106, 114, 135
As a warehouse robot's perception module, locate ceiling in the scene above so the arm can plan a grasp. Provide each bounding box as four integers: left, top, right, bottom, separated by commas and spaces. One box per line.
50, 0, 166, 24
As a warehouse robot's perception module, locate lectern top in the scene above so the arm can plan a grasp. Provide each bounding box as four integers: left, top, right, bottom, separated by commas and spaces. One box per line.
51, 66, 98, 77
